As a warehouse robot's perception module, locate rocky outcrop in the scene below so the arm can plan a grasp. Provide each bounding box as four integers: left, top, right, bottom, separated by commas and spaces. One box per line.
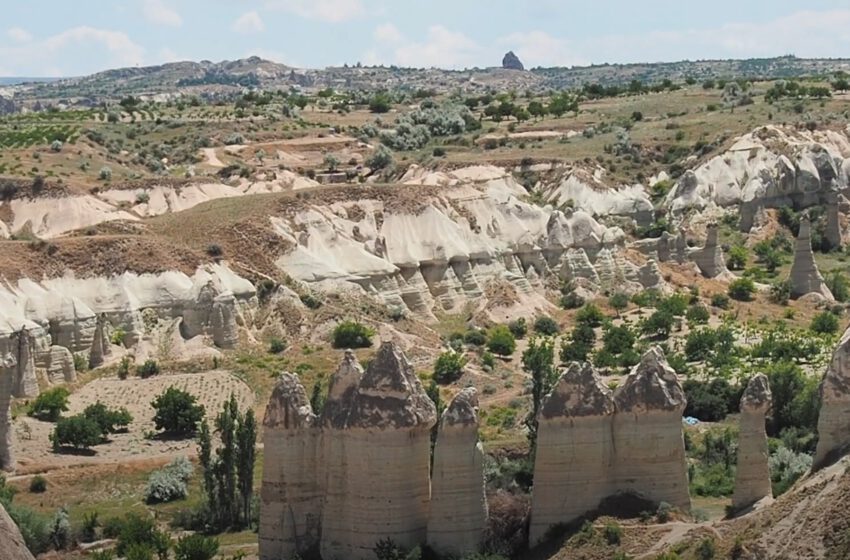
789, 216, 833, 300
260, 343, 438, 560
44, 346, 75, 384
530, 362, 615, 544
321, 342, 437, 560
690, 224, 728, 278
428, 388, 487, 557
611, 348, 690, 512
0, 503, 34, 560
732, 374, 772, 511
825, 193, 842, 250
0, 353, 15, 471
502, 51, 524, 71
529, 350, 690, 543
259, 373, 321, 560
815, 326, 850, 469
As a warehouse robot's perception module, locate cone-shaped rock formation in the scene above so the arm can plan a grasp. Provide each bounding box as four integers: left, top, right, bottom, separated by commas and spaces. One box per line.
691, 224, 728, 278
732, 374, 772, 510
790, 216, 833, 300
815, 326, 850, 468
427, 388, 487, 557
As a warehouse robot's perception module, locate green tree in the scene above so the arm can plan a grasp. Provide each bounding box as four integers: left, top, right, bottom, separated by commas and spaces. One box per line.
533, 316, 560, 336
726, 245, 748, 270
50, 415, 103, 451
609, 292, 629, 317
728, 277, 756, 301
28, 387, 70, 422
811, 311, 840, 335
522, 337, 556, 452
215, 396, 238, 528
487, 325, 517, 356
433, 351, 468, 384
83, 402, 132, 435
642, 309, 675, 338
827, 271, 850, 302
368, 92, 392, 113
236, 409, 257, 527
576, 303, 606, 328
527, 100, 545, 119
332, 321, 375, 348
151, 387, 205, 437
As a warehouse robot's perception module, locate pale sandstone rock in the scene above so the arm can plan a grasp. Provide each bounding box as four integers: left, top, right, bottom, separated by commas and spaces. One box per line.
321, 342, 437, 560
612, 348, 691, 512
0, 502, 34, 560
0, 353, 14, 471
732, 374, 773, 511
690, 224, 728, 278
825, 193, 842, 250
88, 314, 111, 368
530, 362, 615, 544
789, 216, 833, 300
428, 388, 487, 557
45, 345, 75, 385
638, 259, 667, 292
815, 326, 850, 468
259, 373, 322, 560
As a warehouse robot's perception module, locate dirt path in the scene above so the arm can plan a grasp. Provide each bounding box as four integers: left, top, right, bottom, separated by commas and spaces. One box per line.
200, 147, 225, 167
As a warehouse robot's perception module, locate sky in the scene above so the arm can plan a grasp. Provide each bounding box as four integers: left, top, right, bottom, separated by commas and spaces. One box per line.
1, 0, 850, 77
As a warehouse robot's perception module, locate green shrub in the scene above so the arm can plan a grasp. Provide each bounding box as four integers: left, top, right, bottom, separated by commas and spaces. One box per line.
28, 387, 70, 422
29, 476, 47, 493
696, 537, 716, 560
151, 387, 205, 437
487, 325, 517, 356
51, 415, 103, 451
769, 280, 791, 305
683, 378, 741, 421
463, 329, 487, 346
110, 328, 127, 346
145, 456, 193, 504
533, 316, 560, 335
332, 321, 375, 348
115, 513, 170, 558
173, 534, 219, 560
136, 360, 160, 378
507, 318, 527, 339
710, 293, 730, 309
83, 402, 132, 435
481, 351, 496, 369
609, 292, 630, 315
117, 356, 131, 380
726, 245, 748, 270
603, 521, 623, 545
576, 303, 605, 327
685, 304, 710, 325
769, 446, 812, 495
642, 309, 675, 338
728, 277, 756, 301
811, 311, 840, 334
50, 507, 71, 550
433, 351, 468, 384
268, 337, 286, 354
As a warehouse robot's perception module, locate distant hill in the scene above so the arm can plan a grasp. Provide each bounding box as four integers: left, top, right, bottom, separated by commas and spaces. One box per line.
0, 77, 58, 86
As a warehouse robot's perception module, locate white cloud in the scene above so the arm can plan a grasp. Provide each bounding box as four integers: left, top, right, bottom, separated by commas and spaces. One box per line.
7, 27, 32, 43
373, 23, 402, 44
264, 0, 364, 23
141, 0, 183, 27
0, 26, 145, 76
233, 11, 266, 34
386, 25, 484, 69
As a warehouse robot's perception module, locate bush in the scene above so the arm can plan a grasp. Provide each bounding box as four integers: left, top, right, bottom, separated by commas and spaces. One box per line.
603, 521, 623, 545
269, 337, 286, 354
507, 318, 527, 339
29, 476, 47, 493
769, 280, 791, 305
173, 534, 219, 560
686, 304, 710, 325
99, 166, 113, 181
51, 414, 103, 451
136, 359, 160, 378
117, 356, 132, 380
487, 325, 517, 356
711, 293, 730, 309
642, 309, 675, 338
464, 329, 487, 346
433, 351, 468, 384
366, 145, 394, 170
726, 245, 748, 270
115, 513, 171, 558
696, 537, 716, 560
769, 446, 812, 495
576, 303, 605, 327
151, 387, 205, 437
728, 277, 756, 301
811, 311, 840, 334
683, 378, 741, 421
50, 508, 71, 550
145, 456, 193, 504
609, 292, 629, 315
83, 402, 132, 435
28, 387, 70, 422
533, 316, 560, 336
559, 291, 585, 309
332, 321, 375, 349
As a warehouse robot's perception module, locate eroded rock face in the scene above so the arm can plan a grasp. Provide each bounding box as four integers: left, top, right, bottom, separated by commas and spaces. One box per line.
530, 362, 615, 544
321, 342, 437, 560
815, 326, 850, 468
502, 51, 524, 71
0, 502, 34, 560
690, 224, 728, 278
611, 348, 690, 512
260, 343, 438, 560
428, 388, 487, 557
733, 374, 772, 510
44, 346, 75, 385
259, 373, 321, 560
825, 193, 843, 251
0, 353, 15, 471
790, 216, 833, 300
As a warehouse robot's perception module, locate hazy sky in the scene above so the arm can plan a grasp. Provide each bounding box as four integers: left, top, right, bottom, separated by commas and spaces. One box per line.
2, 0, 850, 76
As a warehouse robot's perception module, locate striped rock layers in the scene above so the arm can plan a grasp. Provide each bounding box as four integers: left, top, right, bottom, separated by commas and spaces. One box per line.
732, 374, 773, 510
427, 388, 487, 557
530, 348, 690, 543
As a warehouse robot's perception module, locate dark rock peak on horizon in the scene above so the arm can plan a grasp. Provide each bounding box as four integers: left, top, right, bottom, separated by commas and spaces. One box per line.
502, 51, 525, 71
